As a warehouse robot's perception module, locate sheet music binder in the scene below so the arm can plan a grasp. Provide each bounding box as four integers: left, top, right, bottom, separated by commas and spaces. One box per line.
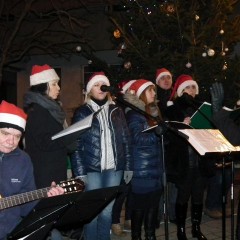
178, 129, 240, 156
51, 108, 102, 140
190, 102, 214, 129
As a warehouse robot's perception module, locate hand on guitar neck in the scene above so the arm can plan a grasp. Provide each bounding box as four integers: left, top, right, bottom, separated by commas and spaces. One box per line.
47, 181, 65, 197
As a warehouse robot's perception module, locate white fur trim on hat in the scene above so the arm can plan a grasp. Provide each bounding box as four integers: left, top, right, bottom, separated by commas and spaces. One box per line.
156, 72, 171, 84
30, 69, 60, 86
86, 75, 110, 94
121, 80, 136, 94
136, 82, 154, 98
177, 80, 199, 97
0, 113, 26, 130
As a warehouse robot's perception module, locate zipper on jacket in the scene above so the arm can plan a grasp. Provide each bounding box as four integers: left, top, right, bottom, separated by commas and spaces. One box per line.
109, 107, 118, 170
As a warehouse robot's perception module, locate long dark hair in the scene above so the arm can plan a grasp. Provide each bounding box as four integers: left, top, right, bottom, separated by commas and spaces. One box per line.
24, 83, 49, 113
29, 83, 48, 96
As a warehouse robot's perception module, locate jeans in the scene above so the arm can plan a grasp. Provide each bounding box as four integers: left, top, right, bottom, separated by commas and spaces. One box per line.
84, 170, 123, 240
205, 167, 231, 210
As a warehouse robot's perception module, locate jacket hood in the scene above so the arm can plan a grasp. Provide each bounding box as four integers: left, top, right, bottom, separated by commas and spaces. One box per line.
123, 92, 146, 112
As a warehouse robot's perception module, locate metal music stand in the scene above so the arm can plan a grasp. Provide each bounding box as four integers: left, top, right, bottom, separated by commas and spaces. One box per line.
8, 186, 124, 240
177, 128, 240, 240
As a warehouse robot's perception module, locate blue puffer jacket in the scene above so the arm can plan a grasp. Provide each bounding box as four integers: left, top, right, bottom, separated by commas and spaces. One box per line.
71, 103, 132, 176
126, 110, 163, 193
0, 148, 36, 239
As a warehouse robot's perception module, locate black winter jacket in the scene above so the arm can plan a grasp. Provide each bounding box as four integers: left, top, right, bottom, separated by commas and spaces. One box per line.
25, 103, 68, 188
213, 109, 240, 146
165, 96, 205, 182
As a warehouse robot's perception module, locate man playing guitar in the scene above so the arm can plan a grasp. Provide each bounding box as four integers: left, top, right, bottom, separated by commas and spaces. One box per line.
0, 100, 65, 240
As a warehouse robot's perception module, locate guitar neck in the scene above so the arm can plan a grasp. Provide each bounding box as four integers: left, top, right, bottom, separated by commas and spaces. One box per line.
0, 187, 50, 210
0, 178, 85, 211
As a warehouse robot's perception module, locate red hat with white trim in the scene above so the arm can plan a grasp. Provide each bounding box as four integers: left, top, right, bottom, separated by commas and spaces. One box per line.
118, 80, 136, 94
30, 64, 60, 86
155, 68, 172, 84
0, 101, 27, 132
169, 74, 199, 102
86, 72, 110, 94
129, 79, 155, 98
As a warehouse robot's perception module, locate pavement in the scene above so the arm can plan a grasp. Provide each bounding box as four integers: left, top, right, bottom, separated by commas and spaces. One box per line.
110, 166, 240, 240
111, 183, 240, 240
60, 177, 240, 240
60, 196, 238, 240
61, 212, 238, 240
111, 212, 237, 240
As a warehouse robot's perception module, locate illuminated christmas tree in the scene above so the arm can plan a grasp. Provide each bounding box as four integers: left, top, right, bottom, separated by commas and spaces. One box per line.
108, 0, 240, 105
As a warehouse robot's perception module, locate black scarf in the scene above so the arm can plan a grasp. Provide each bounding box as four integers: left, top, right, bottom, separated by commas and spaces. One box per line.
23, 92, 66, 125
90, 96, 108, 106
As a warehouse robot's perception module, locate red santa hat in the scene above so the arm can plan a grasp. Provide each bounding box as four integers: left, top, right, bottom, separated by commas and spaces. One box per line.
30, 64, 60, 86
0, 101, 27, 132
129, 79, 155, 98
155, 68, 172, 84
167, 74, 199, 106
118, 80, 136, 94
86, 72, 110, 94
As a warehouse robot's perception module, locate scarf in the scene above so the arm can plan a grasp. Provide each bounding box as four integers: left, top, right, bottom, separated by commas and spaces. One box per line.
23, 91, 66, 125
88, 98, 115, 170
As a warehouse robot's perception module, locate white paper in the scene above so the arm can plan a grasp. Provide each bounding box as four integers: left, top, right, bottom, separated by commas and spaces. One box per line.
178, 129, 240, 156
51, 113, 94, 140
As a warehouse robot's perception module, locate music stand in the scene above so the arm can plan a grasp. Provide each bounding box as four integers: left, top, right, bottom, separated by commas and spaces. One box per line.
8, 186, 124, 240
178, 128, 240, 240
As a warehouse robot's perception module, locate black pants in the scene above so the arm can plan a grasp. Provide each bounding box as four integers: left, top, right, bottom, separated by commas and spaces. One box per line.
112, 183, 132, 224
176, 167, 206, 205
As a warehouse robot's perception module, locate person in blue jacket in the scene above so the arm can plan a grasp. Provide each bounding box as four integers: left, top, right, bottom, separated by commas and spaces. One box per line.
123, 79, 163, 240
0, 100, 64, 240
71, 72, 132, 240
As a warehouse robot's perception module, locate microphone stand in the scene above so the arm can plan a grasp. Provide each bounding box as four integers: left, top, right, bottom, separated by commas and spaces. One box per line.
113, 94, 188, 240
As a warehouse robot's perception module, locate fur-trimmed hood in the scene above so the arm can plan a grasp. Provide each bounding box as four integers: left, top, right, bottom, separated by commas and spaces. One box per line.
123, 92, 146, 112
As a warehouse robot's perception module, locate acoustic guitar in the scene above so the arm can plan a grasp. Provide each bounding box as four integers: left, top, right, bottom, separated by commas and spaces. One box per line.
0, 178, 85, 210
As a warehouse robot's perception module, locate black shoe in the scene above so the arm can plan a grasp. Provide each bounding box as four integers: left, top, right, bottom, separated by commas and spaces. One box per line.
177, 228, 188, 240
192, 225, 207, 240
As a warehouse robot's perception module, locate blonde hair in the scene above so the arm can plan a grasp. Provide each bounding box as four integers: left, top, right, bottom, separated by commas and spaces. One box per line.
85, 92, 112, 103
